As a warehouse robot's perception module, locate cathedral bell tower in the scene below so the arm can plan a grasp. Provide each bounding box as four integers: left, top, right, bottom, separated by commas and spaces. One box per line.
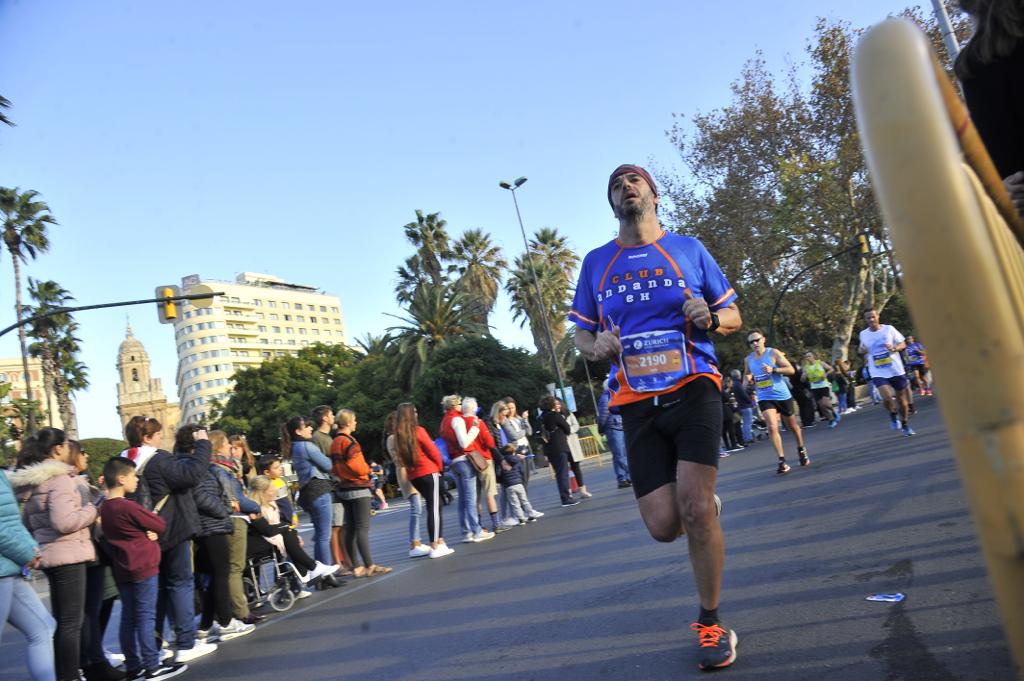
115, 324, 179, 435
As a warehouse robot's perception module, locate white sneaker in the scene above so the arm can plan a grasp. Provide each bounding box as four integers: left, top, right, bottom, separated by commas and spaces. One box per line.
160, 649, 175, 663
528, 511, 544, 519
295, 589, 312, 600
463, 532, 476, 544
429, 545, 455, 559
473, 529, 495, 542
501, 518, 520, 528
174, 641, 217, 662
409, 544, 433, 558
299, 561, 340, 584
214, 618, 254, 641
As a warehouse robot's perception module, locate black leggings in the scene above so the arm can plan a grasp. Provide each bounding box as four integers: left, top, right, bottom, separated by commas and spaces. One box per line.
44, 562, 87, 681
339, 494, 374, 568
81, 562, 109, 667
195, 534, 233, 628
247, 529, 316, 573
410, 473, 443, 544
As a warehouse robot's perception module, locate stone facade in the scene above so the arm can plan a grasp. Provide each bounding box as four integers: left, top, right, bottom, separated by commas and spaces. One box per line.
116, 325, 179, 437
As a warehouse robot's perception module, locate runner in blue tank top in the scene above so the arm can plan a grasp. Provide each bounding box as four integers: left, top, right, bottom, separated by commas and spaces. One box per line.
573, 164, 741, 671
743, 330, 808, 473
904, 335, 932, 396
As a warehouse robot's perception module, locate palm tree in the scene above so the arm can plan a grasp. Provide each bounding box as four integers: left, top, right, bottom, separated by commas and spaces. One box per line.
355, 332, 393, 357
0, 95, 13, 127
451, 228, 507, 330
403, 210, 454, 289
530, 227, 579, 283
1, 187, 57, 433
27, 278, 86, 436
385, 285, 485, 389
504, 254, 572, 365
394, 254, 429, 305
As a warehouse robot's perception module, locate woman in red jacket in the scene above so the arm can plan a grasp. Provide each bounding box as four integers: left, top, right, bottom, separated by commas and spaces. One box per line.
393, 403, 454, 559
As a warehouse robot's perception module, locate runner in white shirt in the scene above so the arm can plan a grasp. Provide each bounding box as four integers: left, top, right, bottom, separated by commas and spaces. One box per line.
858, 308, 915, 436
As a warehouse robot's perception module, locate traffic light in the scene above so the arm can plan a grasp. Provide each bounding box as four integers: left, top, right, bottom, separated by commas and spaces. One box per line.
857, 233, 870, 254
155, 285, 181, 324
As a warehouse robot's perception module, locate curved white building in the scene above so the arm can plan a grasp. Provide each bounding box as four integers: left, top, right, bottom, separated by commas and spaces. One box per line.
173, 272, 345, 425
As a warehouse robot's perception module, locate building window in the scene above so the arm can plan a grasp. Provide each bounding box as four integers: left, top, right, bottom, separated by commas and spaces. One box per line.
283, 315, 291, 321
312, 329, 319, 336
322, 306, 328, 312
282, 302, 290, 310
296, 315, 305, 322
272, 326, 280, 333
334, 319, 341, 325
131, 368, 139, 381
286, 327, 294, 334
269, 314, 278, 321
288, 340, 296, 345
268, 301, 277, 308
254, 299, 262, 306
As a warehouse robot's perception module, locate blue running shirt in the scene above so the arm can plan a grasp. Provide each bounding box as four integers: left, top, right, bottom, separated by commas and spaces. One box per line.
905, 342, 926, 366
569, 231, 736, 407
745, 349, 793, 402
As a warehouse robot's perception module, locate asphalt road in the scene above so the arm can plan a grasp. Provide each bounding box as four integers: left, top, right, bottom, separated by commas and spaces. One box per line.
2, 396, 1017, 680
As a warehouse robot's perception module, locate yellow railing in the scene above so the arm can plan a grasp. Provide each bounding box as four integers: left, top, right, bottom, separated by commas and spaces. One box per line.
852, 19, 1024, 676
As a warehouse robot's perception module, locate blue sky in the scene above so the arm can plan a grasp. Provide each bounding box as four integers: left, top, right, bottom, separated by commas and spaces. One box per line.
0, 0, 930, 439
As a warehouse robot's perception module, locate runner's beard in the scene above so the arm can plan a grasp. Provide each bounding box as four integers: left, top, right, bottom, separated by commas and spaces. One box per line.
618, 194, 655, 225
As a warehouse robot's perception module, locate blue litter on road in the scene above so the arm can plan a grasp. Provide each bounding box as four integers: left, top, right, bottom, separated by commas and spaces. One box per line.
866, 593, 905, 602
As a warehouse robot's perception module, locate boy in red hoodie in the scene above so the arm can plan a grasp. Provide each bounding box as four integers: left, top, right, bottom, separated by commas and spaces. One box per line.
100, 458, 186, 680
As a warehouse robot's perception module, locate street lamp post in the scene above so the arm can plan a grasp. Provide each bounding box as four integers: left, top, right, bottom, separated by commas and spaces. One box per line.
499, 177, 570, 405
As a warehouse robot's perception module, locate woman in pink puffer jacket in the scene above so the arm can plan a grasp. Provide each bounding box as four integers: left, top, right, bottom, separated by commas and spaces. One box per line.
9, 427, 98, 681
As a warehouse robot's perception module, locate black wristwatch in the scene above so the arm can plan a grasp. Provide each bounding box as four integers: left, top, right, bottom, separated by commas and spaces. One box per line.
707, 312, 721, 333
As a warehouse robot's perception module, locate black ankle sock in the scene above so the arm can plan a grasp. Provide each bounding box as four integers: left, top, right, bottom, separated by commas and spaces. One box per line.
698, 607, 719, 625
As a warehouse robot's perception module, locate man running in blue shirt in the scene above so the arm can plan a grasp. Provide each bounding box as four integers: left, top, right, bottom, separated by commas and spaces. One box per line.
904, 335, 932, 396
572, 164, 742, 671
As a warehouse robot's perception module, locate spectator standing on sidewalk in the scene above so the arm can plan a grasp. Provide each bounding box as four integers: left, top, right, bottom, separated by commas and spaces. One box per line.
0, 460, 56, 681
11, 428, 98, 681
310, 405, 351, 575
598, 381, 631, 488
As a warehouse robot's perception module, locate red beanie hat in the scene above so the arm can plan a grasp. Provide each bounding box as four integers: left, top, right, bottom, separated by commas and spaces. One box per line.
607, 164, 658, 209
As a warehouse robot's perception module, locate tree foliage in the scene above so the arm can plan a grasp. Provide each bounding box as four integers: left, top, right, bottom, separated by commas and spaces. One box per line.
0, 187, 57, 433
411, 336, 553, 430
659, 7, 966, 370
27, 278, 88, 437
78, 438, 127, 481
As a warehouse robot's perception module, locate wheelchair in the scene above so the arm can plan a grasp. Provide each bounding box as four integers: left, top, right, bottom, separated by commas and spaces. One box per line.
243, 548, 304, 612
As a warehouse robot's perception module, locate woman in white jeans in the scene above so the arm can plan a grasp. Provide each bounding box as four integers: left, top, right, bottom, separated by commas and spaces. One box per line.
0, 469, 56, 680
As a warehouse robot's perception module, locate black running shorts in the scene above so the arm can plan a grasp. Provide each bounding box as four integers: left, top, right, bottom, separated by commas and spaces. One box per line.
758, 398, 794, 417
619, 376, 723, 499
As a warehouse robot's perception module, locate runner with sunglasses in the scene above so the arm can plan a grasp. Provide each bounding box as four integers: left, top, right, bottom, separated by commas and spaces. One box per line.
744, 331, 809, 473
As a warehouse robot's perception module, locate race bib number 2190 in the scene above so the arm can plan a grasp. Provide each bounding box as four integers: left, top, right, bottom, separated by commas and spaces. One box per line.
620, 330, 690, 392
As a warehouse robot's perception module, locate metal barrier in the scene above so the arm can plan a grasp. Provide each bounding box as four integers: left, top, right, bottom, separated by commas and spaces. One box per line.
852, 19, 1024, 675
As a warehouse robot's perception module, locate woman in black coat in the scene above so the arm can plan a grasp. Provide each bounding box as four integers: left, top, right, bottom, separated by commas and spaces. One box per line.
192, 466, 235, 638
539, 395, 578, 507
